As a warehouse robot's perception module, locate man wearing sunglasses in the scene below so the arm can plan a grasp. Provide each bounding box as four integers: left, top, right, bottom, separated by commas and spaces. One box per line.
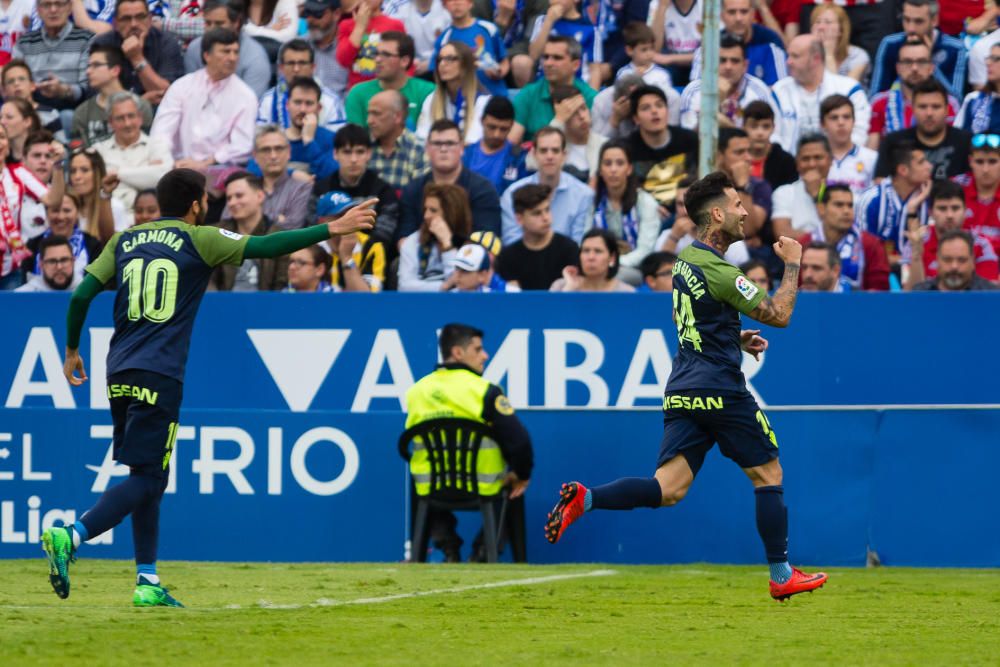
303, 0, 349, 97
956, 133, 1000, 255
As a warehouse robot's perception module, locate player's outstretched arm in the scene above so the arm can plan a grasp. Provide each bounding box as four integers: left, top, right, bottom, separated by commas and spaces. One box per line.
749, 236, 801, 329
64, 273, 105, 385
243, 200, 377, 260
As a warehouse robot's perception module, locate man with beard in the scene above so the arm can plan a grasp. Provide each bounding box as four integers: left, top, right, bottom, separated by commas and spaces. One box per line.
544, 171, 829, 602
16, 235, 82, 292
876, 78, 971, 181
912, 230, 999, 291
303, 0, 349, 97
43, 168, 376, 607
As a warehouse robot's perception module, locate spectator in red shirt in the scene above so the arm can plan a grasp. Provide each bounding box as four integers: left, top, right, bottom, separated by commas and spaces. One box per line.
800, 183, 890, 290
956, 133, 1000, 253
905, 179, 999, 288
336, 0, 406, 90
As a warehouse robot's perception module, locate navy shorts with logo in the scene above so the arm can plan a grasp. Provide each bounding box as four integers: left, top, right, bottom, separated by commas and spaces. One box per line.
656, 390, 779, 474
107, 369, 183, 478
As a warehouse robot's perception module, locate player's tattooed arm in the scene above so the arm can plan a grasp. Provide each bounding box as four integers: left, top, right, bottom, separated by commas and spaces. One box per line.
749, 236, 802, 328
749, 263, 799, 328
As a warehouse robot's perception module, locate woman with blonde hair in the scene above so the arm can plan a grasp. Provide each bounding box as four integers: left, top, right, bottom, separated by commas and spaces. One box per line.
416, 41, 491, 145
810, 2, 869, 82
68, 148, 129, 241
398, 182, 472, 291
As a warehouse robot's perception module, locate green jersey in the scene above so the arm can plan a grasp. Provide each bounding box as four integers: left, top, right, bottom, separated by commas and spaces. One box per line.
665, 241, 767, 392
86, 219, 249, 382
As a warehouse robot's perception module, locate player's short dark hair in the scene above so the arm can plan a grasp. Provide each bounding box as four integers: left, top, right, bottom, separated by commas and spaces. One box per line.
24, 129, 55, 154
379, 31, 415, 65
929, 179, 965, 207
820, 94, 854, 121
439, 323, 485, 360
719, 33, 747, 57
742, 100, 775, 122
224, 170, 264, 191
623, 21, 655, 48
535, 126, 566, 150
546, 35, 582, 61
888, 140, 921, 176
157, 168, 206, 218
804, 241, 840, 268
640, 251, 677, 279
937, 229, 974, 255
287, 76, 321, 101
718, 127, 748, 153
798, 132, 831, 156
201, 27, 239, 62
551, 84, 583, 104
629, 84, 668, 118
684, 171, 736, 229
38, 234, 72, 259
911, 77, 948, 104
512, 184, 552, 214
580, 228, 620, 279
428, 119, 461, 139
278, 38, 314, 64
482, 95, 514, 122
334, 123, 370, 150
818, 183, 852, 204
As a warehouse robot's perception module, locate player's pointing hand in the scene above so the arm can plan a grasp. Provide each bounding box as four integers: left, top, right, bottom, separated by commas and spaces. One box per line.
63, 348, 88, 386
773, 236, 802, 265
326, 198, 378, 236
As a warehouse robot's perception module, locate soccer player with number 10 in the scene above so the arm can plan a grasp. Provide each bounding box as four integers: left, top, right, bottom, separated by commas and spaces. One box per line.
41, 169, 377, 607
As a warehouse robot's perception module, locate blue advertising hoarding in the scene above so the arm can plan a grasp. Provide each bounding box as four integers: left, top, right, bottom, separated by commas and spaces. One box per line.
0, 293, 997, 566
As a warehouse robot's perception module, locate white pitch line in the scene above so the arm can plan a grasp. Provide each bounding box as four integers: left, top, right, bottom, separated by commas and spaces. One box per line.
312, 568, 617, 608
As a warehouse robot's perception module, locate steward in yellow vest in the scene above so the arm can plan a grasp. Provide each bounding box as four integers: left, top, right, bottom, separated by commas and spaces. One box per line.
404, 323, 533, 561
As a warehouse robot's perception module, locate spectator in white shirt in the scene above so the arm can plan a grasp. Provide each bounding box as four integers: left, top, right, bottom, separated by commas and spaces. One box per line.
94, 92, 173, 213
386, 0, 450, 76
820, 94, 877, 196
771, 133, 833, 239
772, 34, 871, 154
152, 28, 257, 195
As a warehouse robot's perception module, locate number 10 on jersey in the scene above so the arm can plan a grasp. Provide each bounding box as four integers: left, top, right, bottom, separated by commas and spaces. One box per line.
122, 258, 179, 323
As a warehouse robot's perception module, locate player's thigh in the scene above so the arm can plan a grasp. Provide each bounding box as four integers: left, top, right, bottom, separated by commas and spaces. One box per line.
658, 400, 715, 479
110, 370, 182, 478
710, 393, 780, 472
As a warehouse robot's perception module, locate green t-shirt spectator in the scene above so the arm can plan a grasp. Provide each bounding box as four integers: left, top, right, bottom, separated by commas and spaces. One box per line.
345, 77, 435, 130
513, 78, 597, 141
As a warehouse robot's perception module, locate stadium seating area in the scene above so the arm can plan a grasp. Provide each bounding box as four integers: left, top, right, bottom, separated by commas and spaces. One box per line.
3, 0, 1000, 294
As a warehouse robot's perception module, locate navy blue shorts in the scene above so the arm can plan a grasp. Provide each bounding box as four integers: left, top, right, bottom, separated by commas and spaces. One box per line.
657, 390, 779, 475
108, 369, 183, 478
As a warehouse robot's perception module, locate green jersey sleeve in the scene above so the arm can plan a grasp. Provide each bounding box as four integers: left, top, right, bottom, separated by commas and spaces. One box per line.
190, 225, 251, 267
701, 255, 767, 315
84, 232, 121, 284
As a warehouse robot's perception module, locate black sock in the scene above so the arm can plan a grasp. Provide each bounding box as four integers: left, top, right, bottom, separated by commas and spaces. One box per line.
79, 471, 161, 540
589, 477, 662, 510
754, 485, 789, 564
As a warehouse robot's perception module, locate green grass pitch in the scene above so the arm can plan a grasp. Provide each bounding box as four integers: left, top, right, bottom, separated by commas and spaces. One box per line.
2, 560, 998, 665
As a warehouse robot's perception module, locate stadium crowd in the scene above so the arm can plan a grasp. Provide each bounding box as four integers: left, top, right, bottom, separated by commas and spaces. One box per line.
3, 0, 1000, 294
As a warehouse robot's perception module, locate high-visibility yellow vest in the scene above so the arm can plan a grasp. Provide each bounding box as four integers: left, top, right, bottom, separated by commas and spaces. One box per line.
404, 367, 506, 496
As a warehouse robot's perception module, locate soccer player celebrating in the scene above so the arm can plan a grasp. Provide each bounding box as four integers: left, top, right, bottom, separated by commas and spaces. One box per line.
544, 171, 828, 602
42, 169, 376, 607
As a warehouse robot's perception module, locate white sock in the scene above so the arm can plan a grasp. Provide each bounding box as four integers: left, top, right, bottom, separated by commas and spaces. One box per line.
70, 527, 81, 549
138, 573, 160, 585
